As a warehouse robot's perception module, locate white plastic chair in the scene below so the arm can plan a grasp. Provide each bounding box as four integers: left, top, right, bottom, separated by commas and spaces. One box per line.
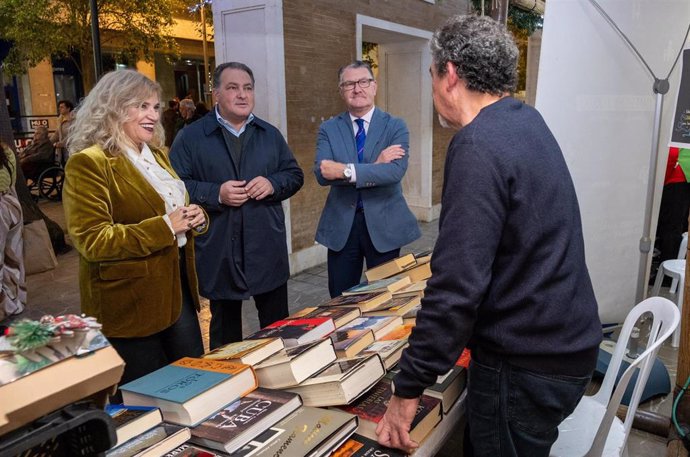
650, 259, 685, 347
550, 297, 680, 457
670, 231, 688, 293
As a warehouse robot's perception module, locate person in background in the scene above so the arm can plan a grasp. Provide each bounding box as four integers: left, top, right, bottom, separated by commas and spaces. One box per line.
376, 16, 602, 456
0, 142, 26, 319
170, 62, 304, 350
63, 69, 207, 390
19, 126, 55, 179
50, 100, 74, 164
195, 101, 209, 117
314, 60, 420, 298
175, 99, 202, 133
162, 99, 180, 148
653, 146, 690, 276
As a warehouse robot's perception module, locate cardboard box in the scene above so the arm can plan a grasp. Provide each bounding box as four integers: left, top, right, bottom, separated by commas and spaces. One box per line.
0, 345, 124, 436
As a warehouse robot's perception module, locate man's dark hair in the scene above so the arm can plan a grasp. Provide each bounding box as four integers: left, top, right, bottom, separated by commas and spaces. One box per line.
168, 99, 179, 109
431, 15, 518, 96
337, 60, 374, 84
58, 100, 74, 111
213, 62, 255, 88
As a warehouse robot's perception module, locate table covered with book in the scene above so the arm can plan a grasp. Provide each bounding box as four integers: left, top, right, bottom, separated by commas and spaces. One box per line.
0, 251, 469, 456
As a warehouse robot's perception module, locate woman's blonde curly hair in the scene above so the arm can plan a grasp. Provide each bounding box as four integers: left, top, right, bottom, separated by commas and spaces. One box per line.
67, 69, 165, 155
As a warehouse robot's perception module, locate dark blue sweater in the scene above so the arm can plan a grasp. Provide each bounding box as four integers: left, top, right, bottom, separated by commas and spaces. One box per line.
394, 97, 602, 398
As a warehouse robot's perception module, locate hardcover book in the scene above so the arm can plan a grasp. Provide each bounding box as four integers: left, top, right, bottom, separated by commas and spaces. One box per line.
247, 317, 335, 347
367, 294, 422, 317
106, 423, 191, 457
120, 358, 257, 426
286, 354, 386, 407
252, 406, 358, 457
190, 388, 302, 454
341, 277, 412, 296
202, 338, 284, 366
359, 339, 408, 370
337, 315, 403, 341
318, 292, 393, 313
290, 306, 361, 328
336, 379, 441, 445
254, 338, 337, 388
364, 253, 416, 281
332, 433, 407, 457
329, 328, 375, 359
105, 404, 163, 447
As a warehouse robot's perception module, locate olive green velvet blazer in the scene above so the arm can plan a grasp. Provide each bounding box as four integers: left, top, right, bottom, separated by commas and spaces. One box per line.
63, 144, 204, 338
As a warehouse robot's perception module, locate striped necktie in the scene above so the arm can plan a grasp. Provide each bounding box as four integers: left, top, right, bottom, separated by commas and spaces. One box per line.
355, 118, 365, 163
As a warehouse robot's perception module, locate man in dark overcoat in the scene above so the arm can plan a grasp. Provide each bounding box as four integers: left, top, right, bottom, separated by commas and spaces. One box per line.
170, 62, 304, 349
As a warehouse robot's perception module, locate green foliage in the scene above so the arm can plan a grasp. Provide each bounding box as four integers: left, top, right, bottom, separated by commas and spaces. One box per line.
469, 0, 543, 35
0, 0, 181, 76
6, 319, 55, 351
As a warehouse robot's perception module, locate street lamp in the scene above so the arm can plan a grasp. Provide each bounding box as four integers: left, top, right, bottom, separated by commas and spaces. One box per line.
189, 0, 212, 106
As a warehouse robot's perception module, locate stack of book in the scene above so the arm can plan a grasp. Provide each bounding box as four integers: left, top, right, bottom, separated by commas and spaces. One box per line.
101, 250, 467, 456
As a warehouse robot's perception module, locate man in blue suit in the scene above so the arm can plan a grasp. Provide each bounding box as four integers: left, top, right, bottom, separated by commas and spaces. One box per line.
315, 61, 421, 297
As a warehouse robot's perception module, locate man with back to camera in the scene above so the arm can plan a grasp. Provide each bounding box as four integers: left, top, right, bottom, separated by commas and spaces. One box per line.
314, 60, 420, 298
170, 62, 304, 349
375, 16, 602, 456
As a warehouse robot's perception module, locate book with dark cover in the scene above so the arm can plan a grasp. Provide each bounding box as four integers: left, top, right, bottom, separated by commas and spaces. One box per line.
202, 338, 284, 366
290, 306, 362, 328
107, 423, 191, 457
318, 292, 393, 313
336, 379, 441, 445
105, 404, 163, 447
120, 358, 257, 426
190, 388, 302, 454
330, 328, 375, 358
332, 433, 407, 457
386, 365, 466, 414
254, 338, 337, 388
247, 317, 335, 347
285, 354, 385, 407
252, 406, 358, 457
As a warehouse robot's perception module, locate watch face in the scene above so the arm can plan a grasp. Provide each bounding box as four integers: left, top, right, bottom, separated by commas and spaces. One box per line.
344, 168, 352, 178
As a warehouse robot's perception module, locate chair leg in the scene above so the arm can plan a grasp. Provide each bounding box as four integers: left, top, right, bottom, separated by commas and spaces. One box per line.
673, 280, 684, 347
671, 278, 679, 294
651, 265, 665, 297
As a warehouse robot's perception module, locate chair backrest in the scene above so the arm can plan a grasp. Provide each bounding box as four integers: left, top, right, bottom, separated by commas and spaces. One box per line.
678, 232, 688, 260
588, 296, 680, 456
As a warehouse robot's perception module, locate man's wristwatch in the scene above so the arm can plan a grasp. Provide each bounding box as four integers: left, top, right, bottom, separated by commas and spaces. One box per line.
343, 166, 352, 180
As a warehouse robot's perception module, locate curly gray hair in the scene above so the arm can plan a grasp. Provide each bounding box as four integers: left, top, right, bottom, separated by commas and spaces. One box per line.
431, 15, 518, 96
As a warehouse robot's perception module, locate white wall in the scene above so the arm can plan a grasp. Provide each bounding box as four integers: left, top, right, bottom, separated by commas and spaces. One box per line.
536, 0, 690, 323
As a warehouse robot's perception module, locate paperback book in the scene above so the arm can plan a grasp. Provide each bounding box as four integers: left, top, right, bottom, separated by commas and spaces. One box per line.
252, 406, 358, 457
332, 433, 407, 457
341, 277, 412, 297
336, 379, 441, 445
359, 339, 408, 370
285, 354, 386, 407
247, 317, 335, 347
318, 292, 393, 313
202, 338, 284, 366
106, 423, 191, 457
105, 404, 163, 447
120, 358, 257, 426
386, 365, 466, 414
330, 328, 375, 359
368, 295, 421, 318
289, 306, 361, 328
190, 388, 302, 454
254, 338, 337, 388
338, 315, 403, 341
364, 253, 416, 281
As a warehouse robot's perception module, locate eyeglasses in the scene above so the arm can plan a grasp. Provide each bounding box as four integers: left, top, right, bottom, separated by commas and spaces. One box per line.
339, 78, 375, 91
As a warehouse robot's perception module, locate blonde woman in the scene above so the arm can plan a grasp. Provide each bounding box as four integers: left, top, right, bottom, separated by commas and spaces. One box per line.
63, 70, 207, 389
0, 143, 26, 318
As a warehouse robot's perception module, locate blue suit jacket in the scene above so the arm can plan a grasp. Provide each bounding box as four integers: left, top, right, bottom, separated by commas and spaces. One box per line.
314, 108, 420, 252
